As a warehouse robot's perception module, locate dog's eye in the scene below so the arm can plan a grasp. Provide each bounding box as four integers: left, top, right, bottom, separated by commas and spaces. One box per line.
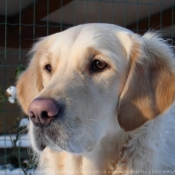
91, 59, 108, 72
44, 64, 52, 73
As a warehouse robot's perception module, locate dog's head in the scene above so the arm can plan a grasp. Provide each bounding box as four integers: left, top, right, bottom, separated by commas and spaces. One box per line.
16, 24, 175, 154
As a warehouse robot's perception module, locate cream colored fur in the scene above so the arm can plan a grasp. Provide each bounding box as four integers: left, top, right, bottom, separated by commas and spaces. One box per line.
16, 24, 175, 175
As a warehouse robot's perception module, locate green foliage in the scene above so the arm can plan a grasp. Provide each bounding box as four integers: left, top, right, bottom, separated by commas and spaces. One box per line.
0, 87, 6, 102
0, 87, 7, 112
15, 65, 25, 79
8, 121, 37, 174
0, 120, 37, 174
0, 65, 37, 174
0, 64, 25, 110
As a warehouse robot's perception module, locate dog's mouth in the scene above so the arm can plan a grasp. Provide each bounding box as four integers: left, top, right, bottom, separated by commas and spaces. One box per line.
31, 119, 95, 154
38, 142, 46, 151
32, 125, 62, 152
31, 126, 47, 151
31, 119, 75, 152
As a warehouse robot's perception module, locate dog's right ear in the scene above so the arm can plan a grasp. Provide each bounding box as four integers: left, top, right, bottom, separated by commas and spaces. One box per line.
16, 53, 43, 114
117, 32, 175, 132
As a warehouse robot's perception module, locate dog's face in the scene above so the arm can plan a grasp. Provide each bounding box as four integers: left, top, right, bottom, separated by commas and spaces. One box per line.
17, 24, 175, 154
27, 24, 130, 153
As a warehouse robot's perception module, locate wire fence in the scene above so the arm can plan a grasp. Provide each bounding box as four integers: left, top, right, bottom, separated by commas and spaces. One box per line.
0, 0, 175, 174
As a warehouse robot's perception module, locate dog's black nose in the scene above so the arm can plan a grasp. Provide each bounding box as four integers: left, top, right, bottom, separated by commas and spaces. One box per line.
28, 98, 59, 126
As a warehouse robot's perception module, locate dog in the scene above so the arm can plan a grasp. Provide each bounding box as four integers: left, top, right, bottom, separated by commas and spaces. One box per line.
16, 24, 175, 175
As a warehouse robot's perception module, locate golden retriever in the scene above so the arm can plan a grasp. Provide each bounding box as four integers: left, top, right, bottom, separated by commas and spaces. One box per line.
16, 24, 175, 175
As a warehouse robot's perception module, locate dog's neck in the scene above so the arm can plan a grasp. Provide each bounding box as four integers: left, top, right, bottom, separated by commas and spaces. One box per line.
62, 126, 128, 175
39, 122, 129, 175
63, 135, 121, 174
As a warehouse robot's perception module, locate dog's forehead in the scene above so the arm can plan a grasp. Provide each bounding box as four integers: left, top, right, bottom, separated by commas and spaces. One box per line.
51, 25, 105, 51
50, 24, 131, 53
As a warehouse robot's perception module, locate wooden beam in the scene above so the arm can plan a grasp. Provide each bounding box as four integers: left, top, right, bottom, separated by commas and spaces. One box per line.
11, 0, 73, 32
127, 6, 175, 32
0, 21, 72, 49
0, 16, 5, 22
1, 5, 175, 49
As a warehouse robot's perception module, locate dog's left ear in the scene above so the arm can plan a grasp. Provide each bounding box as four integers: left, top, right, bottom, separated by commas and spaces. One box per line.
118, 33, 175, 132
16, 53, 43, 114
16, 35, 58, 114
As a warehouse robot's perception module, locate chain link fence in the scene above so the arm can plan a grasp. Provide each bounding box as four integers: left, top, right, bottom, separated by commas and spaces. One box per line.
0, 0, 174, 174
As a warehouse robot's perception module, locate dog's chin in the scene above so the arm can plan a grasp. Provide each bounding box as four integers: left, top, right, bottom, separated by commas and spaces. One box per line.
33, 140, 46, 152
34, 139, 94, 155
60, 138, 96, 154
35, 144, 93, 155
31, 121, 96, 154
38, 143, 46, 151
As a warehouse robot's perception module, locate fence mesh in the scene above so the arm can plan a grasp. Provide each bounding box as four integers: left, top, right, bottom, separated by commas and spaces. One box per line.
0, 0, 175, 174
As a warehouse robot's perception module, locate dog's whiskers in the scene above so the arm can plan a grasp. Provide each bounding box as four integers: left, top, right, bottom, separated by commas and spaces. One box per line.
87, 118, 103, 128
83, 125, 104, 159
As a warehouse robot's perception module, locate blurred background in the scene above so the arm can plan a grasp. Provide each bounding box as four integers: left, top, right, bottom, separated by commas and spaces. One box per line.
0, 0, 174, 174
